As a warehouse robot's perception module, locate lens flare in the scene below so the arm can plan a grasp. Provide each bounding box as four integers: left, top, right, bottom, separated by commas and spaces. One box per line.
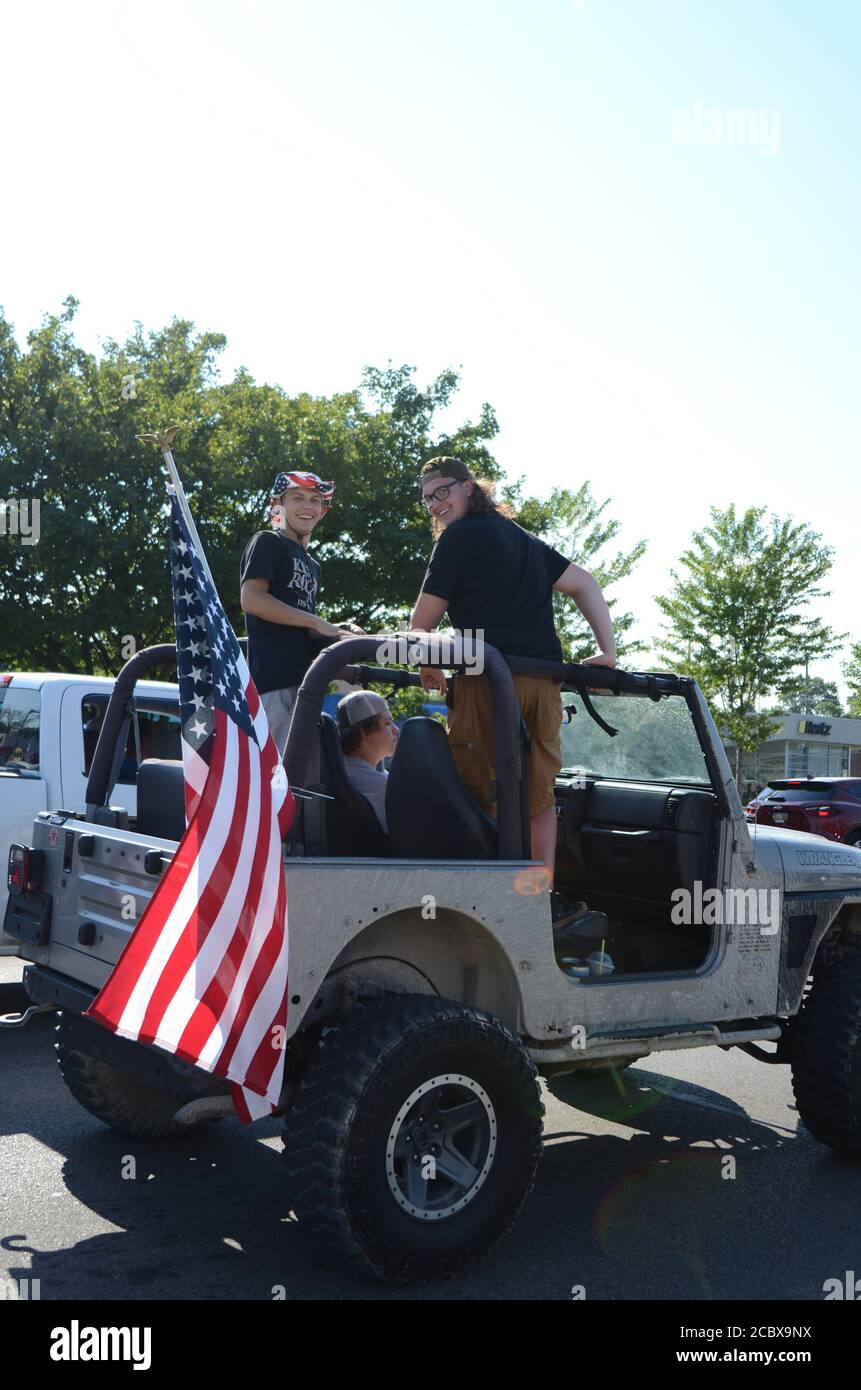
594, 1149, 723, 1296
514, 866, 553, 897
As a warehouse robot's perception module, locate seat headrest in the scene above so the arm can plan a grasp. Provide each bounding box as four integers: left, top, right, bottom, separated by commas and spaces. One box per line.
136, 759, 186, 842
320, 714, 389, 856
386, 718, 497, 860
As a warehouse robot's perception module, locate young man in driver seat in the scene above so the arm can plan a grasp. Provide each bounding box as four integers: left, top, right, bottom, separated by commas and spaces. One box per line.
336, 690, 398, 833
409, 456, 616, 947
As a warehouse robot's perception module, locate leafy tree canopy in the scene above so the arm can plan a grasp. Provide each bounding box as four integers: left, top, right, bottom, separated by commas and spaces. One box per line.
766, 674, 843, 718
0, 301, 644, 675
654, 504, 844, 776
843, 642, 861, 719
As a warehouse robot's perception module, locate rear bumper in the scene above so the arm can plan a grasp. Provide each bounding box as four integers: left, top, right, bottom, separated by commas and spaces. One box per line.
24, 963, 230, 1102
24, 962, 96, 1014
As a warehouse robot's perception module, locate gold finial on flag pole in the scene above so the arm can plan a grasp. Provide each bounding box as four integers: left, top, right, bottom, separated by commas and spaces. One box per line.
138, 425, 182, 453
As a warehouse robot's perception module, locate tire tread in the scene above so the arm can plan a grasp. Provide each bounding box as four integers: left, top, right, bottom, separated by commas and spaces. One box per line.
55, 1015, 219, 1139
282, 995, 543, 1284
791, 959, 861, 1156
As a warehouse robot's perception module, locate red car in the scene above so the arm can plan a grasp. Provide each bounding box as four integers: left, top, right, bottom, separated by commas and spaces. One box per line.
745, 778, 861, 847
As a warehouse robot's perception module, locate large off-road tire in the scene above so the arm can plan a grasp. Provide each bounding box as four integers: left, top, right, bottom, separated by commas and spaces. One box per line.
282, 995, 544, 1284
55, 1012, 225, 1140
791, 960, 861, 1157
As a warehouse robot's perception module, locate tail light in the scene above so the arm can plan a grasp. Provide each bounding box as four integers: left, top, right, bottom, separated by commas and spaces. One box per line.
7, 844, 44, 893
0, 674, 12, 687
815, 805, 837, 818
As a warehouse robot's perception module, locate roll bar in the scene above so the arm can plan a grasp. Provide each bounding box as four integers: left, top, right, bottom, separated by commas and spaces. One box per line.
506, 654, 692, 698
85, 643, 178, 814
85, 634, 698, 856
85, 638, 253, 813
284, 634, 526, 859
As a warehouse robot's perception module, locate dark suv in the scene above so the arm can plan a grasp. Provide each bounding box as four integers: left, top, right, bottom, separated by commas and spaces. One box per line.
745, 778, 861, 847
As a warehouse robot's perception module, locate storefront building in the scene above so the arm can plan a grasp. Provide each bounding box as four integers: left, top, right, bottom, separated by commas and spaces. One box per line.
734, 714, 861, 800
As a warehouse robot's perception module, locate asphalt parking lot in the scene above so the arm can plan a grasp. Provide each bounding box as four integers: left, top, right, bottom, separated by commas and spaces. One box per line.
1, 958, 858, 1302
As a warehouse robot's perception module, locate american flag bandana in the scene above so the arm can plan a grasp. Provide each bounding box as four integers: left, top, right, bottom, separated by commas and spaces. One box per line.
87, 486, 296, 1122
270, 470, 334, 509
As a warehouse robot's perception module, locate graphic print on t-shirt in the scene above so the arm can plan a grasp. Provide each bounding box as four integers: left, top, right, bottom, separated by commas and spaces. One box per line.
240, 530, 322, 694
287, 555, 317, 610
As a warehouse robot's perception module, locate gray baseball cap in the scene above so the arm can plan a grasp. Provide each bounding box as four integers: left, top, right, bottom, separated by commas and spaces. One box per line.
419, 455, 473, 488
336, 689, 389, 732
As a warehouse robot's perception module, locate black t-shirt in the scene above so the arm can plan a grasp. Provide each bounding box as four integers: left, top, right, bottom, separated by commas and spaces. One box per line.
240, 531, 321, 693
419, 513, 569, 661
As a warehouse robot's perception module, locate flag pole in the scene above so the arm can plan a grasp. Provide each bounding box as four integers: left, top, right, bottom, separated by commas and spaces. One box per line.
137, 426, 218, 592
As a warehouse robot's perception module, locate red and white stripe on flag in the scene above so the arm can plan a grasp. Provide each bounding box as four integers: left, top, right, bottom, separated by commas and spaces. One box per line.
86, 488, 296, 1121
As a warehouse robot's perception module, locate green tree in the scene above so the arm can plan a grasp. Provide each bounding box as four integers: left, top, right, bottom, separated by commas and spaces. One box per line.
386, 683, 446, 724
0, 316, 504, 669
309, 362, 503, 629
844, 642, 861, 718
654, 504, 844, 783
513, 482, 647, 661
0, 299, 236, 673
767, 674, 842, 717
0, 304, 646, 676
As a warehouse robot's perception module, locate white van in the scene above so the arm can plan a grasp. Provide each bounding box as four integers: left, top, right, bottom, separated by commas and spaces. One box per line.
0, 672, 179, 952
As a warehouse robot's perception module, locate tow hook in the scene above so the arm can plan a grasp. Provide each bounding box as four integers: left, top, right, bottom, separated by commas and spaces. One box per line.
0, 1002, 58, 1029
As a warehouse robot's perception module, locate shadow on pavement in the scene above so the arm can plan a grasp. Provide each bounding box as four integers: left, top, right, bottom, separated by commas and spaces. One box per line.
2, 1020, 860, 1301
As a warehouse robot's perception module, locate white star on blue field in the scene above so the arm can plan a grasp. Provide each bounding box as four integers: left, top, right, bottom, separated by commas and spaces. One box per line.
168, 490, 258, 756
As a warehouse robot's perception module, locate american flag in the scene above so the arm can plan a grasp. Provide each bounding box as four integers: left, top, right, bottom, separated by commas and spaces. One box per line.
87, 486, 296, 1122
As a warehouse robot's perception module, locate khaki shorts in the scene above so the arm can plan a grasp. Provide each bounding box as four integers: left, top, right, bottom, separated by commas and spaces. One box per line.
260, 686, 298, 758
448, 673, 563, 818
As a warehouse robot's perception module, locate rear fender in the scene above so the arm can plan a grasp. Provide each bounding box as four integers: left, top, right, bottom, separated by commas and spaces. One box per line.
303, 908, 525, 1035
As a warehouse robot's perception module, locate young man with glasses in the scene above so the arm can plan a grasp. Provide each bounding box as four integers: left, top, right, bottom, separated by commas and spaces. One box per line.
240, 470, 362, 756
409, 456, 616, 937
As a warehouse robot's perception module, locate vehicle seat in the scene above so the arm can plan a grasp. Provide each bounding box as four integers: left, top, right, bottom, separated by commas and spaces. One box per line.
136, 759, 187, 841
385, 717, 498, 859
319, 714, 390, 856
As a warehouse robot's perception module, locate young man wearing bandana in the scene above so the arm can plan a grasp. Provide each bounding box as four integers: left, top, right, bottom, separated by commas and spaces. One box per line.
409, 456, 616, 942
240, 470, 362, 755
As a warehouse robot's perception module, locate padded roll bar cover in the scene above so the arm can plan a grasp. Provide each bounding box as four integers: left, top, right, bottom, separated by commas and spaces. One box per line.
85, 639, 248, 812
386, 718, 497, 860
136, 759, 187, 842
86, 644, 177, 809
505, 655, 694, 700
285, 635, 525, 859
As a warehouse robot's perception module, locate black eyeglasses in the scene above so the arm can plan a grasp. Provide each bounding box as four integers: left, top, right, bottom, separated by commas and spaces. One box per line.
420, 480, 466, 510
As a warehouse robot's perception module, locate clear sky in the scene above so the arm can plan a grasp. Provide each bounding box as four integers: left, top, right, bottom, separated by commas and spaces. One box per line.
2, 0, 858, 695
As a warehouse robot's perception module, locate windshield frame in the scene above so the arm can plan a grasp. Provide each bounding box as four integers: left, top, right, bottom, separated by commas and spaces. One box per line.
556, 673, 722, 807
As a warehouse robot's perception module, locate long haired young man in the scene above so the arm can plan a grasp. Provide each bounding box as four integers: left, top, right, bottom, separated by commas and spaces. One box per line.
409, 457, 616, 936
